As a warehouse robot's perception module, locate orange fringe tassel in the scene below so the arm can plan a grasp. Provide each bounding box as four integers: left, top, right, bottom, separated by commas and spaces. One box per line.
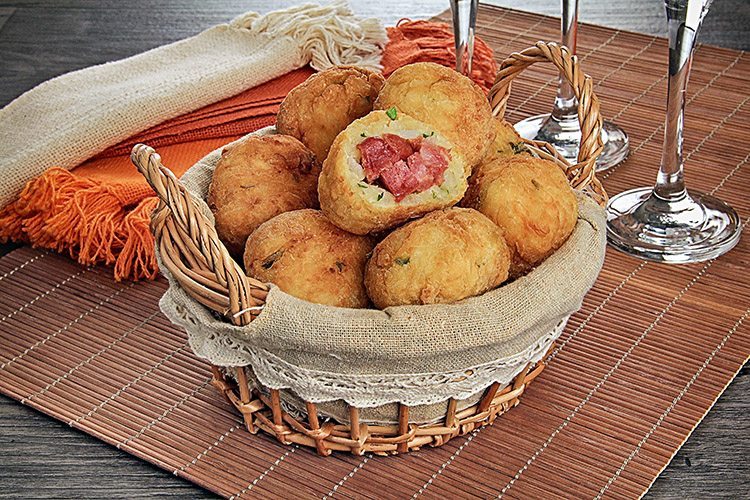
0, 168, 158, 281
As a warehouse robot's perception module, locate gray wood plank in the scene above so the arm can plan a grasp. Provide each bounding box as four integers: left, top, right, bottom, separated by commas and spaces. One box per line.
0, 1, 747, 498
0, 7, 15, 33
0, 394, 217, 499
646, 363, 750, 500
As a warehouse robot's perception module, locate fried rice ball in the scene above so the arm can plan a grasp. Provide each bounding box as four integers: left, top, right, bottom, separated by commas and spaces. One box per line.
319, 110, 468, 235
276, 66, 385, 162
462, 155, 578, 278
374, 62, 495, 170
364, 208, 510, 308
243, 209, 375, 308
208, 134, 320, 257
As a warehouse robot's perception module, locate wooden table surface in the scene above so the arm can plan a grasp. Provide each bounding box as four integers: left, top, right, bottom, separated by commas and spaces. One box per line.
0, 1, 747, 498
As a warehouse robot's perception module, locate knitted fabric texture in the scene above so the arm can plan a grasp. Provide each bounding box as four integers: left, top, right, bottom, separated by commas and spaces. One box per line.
382, 19, 499, 91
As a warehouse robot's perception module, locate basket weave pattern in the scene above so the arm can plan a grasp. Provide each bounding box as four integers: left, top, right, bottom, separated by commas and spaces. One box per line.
131, 42, 605, 456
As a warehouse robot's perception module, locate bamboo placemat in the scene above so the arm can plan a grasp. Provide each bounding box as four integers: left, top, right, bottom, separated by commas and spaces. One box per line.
1, 5, 749, 498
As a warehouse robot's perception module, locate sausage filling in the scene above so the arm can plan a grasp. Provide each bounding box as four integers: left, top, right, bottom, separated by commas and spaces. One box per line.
357, 134, 450, 201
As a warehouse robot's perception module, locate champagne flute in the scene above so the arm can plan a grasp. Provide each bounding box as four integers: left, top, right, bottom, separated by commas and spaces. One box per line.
606, 0, 741, 263
513, 0, 629, 171
450, 0, 479, 76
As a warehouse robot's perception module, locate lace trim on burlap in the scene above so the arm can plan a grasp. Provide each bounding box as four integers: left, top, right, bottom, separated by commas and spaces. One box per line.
183, 311, 566, 408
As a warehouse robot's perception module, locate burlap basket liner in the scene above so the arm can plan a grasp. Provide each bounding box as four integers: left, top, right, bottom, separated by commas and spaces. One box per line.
157, 128, 607, 424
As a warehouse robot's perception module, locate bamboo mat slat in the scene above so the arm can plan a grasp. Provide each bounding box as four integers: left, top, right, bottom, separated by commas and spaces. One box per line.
1, 5, 749, 498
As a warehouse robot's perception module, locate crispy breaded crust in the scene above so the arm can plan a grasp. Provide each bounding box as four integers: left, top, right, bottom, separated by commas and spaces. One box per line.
208, 134, 319, 256
463, 155, 578, 278
364, 207, 510, 308
243, 209, 375, 308
276, 66, 385, 163
374, 62, 495, 171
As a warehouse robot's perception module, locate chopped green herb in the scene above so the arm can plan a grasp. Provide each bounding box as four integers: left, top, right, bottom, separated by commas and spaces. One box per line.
360, 132, 367, 137
357, 182, 368, 189
395, 256, 410, 266
386, 106, 398, 120
432, 191, 437, 199
335, 261, 345, 272
510, 142, 527, 155
422, 131, 435, 138
377, 192, 384, 201
261, 249, 284, 269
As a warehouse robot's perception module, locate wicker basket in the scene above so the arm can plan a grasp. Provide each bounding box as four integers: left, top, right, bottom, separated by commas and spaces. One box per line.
131, 42, 606, 456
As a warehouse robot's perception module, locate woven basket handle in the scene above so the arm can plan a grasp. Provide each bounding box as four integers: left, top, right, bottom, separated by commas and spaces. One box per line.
488, 41, 606, 202
131, 144, 265, 326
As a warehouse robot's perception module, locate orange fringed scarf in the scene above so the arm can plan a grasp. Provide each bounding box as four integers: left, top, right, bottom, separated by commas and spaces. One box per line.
0, 21, 498, 281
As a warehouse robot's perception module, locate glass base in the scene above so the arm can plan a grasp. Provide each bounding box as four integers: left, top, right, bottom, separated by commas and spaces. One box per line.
606, 187, 742, 263
514, 113, 629, 172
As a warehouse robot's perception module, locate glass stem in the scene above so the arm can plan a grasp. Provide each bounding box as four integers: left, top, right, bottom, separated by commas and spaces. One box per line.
653, 1, 700, 202
551, 0, 579, 120
450, 0, 478, 76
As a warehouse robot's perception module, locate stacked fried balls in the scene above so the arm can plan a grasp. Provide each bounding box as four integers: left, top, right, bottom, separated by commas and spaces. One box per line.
208, 64, 580, 309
